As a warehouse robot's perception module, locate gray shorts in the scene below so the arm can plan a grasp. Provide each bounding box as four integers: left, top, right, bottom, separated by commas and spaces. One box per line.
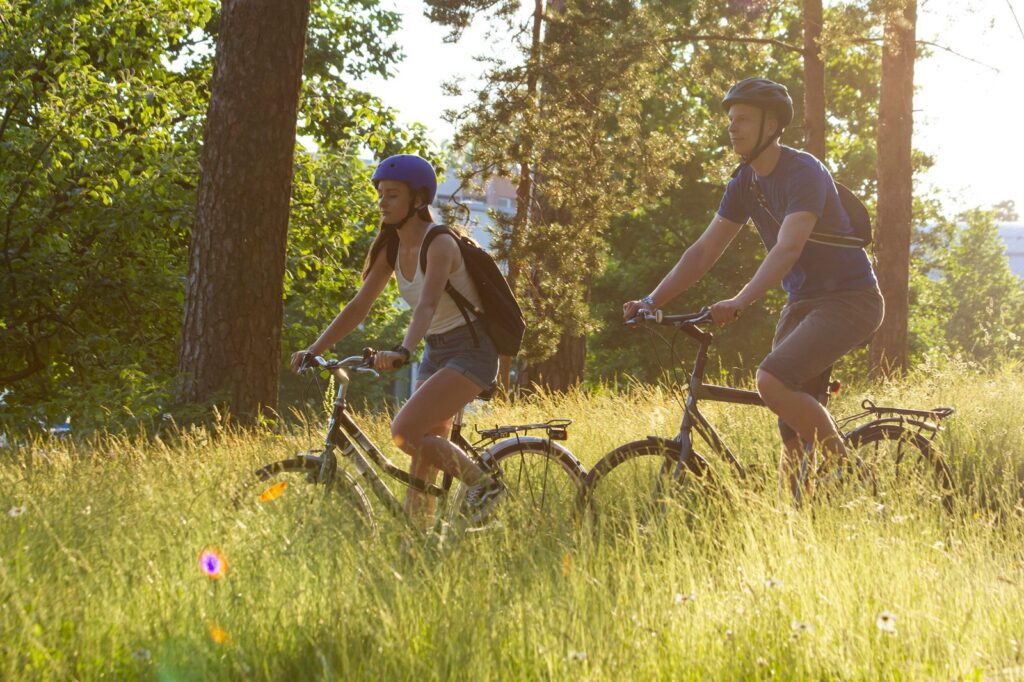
417, 319, 499, 391
759, 287, 884, 393
760, 287, 883, 442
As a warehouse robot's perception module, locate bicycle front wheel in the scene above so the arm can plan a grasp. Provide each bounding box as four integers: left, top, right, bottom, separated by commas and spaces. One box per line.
843, 422, 954, 512
452, 436, 585, 533
576, 438, 716, 540
233, 455, 377, 538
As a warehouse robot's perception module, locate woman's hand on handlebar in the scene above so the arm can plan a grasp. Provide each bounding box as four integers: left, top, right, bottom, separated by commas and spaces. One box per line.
373, 350, 405, 372
290, 349, 318, 374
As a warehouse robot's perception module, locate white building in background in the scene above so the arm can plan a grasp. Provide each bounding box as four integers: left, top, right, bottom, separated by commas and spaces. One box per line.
999, 223, 1024, 277
433, 169, 517, 252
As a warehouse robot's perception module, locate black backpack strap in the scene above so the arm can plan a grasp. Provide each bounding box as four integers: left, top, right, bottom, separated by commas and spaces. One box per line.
420, 225, 483, 347
750, 178, 867, 249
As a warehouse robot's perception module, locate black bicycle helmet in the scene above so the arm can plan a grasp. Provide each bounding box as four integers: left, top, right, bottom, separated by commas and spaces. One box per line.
722, 78, 794, 163
722, 77, 794, 128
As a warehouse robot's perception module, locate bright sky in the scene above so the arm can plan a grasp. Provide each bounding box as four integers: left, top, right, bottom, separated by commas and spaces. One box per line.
359, 1, 1024, 217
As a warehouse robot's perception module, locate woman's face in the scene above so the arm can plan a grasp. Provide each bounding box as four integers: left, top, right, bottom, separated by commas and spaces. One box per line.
376, 180, 413, 223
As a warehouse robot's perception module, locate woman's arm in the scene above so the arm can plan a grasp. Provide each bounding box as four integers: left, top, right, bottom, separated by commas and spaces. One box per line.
372, 234, 459, 371
291, 250, 393, 372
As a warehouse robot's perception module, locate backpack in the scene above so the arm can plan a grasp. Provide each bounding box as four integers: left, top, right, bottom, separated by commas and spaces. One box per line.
389, 224, 526, 356
743, 156, 873, 248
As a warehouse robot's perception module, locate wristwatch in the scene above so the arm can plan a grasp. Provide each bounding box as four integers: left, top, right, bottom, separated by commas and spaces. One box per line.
391, 344, 412, 366
640, 294, 656, 307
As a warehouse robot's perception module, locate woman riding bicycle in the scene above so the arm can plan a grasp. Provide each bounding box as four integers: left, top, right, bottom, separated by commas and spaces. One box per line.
624, 78, 884, 497
290, 154, 504, 528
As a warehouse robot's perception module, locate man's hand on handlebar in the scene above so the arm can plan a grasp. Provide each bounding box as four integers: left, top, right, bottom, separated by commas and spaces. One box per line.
623, 299, 654, 323
709, 298, 745, 326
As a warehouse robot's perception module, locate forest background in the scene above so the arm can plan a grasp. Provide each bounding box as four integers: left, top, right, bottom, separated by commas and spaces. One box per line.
2, 0, 1023, 433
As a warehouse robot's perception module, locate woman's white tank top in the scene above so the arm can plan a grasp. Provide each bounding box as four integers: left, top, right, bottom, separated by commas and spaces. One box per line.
394, 227, 484, 335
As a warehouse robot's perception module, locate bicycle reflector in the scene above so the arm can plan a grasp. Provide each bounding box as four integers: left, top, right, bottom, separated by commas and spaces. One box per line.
547, 425, 569, 440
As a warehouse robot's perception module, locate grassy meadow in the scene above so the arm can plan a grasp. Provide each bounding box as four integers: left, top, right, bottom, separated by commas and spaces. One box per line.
3, 360, 1024, 680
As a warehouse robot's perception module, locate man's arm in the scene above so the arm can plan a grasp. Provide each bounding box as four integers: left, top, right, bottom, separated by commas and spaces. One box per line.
624, 214, 744, 319
710, 210, 817, 324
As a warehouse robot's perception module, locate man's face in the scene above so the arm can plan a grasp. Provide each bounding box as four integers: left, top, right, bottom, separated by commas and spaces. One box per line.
727, 103, 778, 157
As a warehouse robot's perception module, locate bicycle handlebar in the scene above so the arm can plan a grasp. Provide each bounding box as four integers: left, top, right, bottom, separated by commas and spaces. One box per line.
626, 307, 713, 327
299, 352, 380, 379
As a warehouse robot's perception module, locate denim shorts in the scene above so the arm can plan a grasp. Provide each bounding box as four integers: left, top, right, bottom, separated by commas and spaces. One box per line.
417, 319, 499, 391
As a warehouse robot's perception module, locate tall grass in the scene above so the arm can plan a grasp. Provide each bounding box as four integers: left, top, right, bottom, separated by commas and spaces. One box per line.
2, 362, 1024, 679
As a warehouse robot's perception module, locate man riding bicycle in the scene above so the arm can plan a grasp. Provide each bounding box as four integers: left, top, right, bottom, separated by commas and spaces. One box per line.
624, 77, 884, 497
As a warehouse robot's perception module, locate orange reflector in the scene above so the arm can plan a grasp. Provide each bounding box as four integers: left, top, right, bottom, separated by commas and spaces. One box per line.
259, 481, 288, 502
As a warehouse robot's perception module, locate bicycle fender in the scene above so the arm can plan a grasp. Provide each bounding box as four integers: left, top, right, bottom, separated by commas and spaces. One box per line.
844, 418, 938, 444
480, 435, 585, 473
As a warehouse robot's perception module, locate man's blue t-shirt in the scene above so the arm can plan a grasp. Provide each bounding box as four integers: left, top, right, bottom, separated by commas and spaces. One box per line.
716, 146, 878, 301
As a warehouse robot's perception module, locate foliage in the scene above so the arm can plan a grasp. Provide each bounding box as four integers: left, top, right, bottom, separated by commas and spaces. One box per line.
912, 208, 1024, 365
0, 0, 434, 431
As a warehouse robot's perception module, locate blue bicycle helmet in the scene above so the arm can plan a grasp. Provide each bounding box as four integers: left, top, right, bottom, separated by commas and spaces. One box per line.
371, 154, 438, 204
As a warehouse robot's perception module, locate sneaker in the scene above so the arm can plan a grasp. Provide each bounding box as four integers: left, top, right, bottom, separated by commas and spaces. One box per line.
461, 477, 507, 524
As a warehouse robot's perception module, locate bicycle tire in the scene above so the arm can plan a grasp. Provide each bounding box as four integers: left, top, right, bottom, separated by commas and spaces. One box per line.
233, 455, 378, 536
451, 436, 585, 532
843, 422, 954, 512
575, 438, 716, 539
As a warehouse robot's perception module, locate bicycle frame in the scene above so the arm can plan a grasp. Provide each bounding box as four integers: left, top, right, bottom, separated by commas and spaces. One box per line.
670, 318, 753, 481
646, 310, 953, 484
305, 356, 576, 527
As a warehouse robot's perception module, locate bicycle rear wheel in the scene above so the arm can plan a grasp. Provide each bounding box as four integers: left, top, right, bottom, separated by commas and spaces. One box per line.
233, 455, 377, 538
843, 422, 954, 512
452, 437, 585, 533
576, 438, 716, 540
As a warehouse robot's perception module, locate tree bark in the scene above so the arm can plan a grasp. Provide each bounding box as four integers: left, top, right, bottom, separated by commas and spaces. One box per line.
517, 0, 587, 394
870, 0, 916, 377
177, 0, 311, 422
499, 0, 545, 396
802, 0, 827, 159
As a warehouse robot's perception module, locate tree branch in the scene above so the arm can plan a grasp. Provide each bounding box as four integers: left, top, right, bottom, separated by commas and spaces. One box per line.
664, 33, 802, 53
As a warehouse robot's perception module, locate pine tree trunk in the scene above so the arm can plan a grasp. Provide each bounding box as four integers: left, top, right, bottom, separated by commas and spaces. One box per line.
870, 0, 916, 377
518, 333, 586, 392
802, 0, 827, 160
177, 0, 311, 422
500, 0, 546, 396
516, 0, 586, 394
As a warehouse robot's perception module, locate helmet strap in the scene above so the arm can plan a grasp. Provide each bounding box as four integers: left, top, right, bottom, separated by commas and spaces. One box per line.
742, 108, 781, 166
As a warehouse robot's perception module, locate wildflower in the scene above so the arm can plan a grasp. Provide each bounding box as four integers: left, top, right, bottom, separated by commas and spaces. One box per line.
131, 648, 151, 661
7, 506, 25, 517
198, 547, 228, 580
562, 553, 571, 577
932, 540, 945, 551
568, 650, 587, 662
756, 656, 768, 667
790, 620, 813, 638
674, 592, 695, 605
765, 578, 782, 589
259, 481, 288, 503
876, 610, 897, 635
724, 629, 735, 641
208, 623, 230, 644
